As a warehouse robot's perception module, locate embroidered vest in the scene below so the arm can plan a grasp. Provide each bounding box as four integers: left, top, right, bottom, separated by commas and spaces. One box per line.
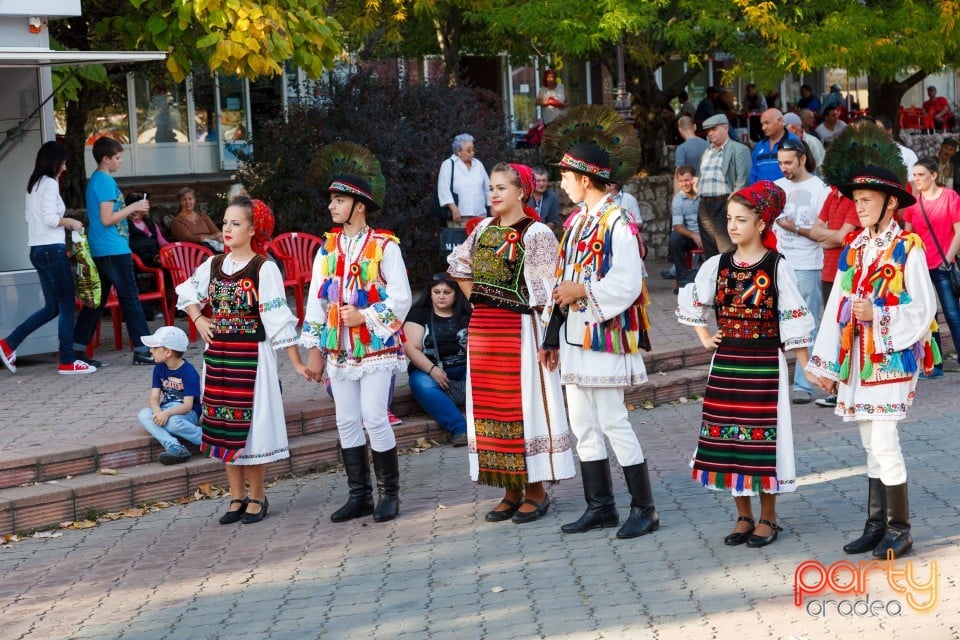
713, 251, 781, 348
208, 254, 267, 342
556, 200, 651, 353
315, 228, 402, 359
471, 217, 536, 314
832, 228, 936, 384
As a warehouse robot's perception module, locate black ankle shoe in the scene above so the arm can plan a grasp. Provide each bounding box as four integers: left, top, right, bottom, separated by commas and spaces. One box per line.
485, 498, 522, 522
745, 518, 782, 547
616, 506, 660, 539
219, 498, 248, 525
133, 350, 154, 365
241, 498, 268, 524
724, 516, 755, 546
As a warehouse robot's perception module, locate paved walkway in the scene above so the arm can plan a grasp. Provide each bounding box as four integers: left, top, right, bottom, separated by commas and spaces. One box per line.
1, 259, 957, 639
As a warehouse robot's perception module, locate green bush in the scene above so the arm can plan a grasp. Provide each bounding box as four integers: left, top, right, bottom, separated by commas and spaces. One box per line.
236, 71, 513, 286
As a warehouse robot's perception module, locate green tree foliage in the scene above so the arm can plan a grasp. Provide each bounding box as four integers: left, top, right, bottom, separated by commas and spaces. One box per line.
235, 71, 513, 283
50, 0, 343, 206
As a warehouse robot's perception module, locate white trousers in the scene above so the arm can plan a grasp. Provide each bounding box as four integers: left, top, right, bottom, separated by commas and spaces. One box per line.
858, 419, 907, 485
566, 385, 644, 466
329, 369, 396, 452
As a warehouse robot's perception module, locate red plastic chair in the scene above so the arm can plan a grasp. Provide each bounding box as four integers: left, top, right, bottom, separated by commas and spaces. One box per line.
268, 232, 322, 322
159, 242, 214, 341
81, 254, 174, 354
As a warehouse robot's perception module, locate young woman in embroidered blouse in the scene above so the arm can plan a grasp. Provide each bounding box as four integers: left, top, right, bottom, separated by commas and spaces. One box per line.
301, 174, 412, 523
678, 181, 814, 548
448, 162, 575, 524
177, 197, 310, 525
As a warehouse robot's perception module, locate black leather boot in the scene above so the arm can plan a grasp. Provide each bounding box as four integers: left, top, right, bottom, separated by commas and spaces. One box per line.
372, 447, 400, 522
843, 477, 885, 554
561, 459, 619, 533
616, 462, 660, 539
873, 483, 912, 559
330, 445, 374, 522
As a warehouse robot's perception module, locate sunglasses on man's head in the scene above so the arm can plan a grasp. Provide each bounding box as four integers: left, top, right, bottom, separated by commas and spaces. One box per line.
779, 139, 806, 153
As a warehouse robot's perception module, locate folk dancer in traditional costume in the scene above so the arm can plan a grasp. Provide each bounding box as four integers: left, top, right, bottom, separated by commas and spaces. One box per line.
678, 181, 815, 547
302, 143, 412, 523
177, 197, 311, 525
448, 162, 575, 524
807, 134, 938, 558
539, 105, 661, 539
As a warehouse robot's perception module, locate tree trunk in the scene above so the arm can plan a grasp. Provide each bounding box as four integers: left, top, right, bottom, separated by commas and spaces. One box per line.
63, 91, 90, 212
434, 6, 463, 87
868, 71, 927, 138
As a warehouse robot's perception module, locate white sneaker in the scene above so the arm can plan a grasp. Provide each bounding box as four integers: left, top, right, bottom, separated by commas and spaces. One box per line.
58, 360, 97, 375
0, 338, 16, 373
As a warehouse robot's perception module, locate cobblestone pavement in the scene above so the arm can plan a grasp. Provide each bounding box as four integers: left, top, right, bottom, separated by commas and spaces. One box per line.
2, 382, 957, 640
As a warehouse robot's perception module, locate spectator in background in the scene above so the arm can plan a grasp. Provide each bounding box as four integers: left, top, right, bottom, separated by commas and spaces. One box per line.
784, 112, 824, 173
170, 187, 223, 252
694, 86, 720, 128
402, 273, 471, 447
750, 109, 799, 184
666, 165, 701, 288
816, 106, 847, 146
902, 157, 960, 376
74, 136, 154, 366
437, 133, 489, 228
527, 166, 560, 229
675, 116, 709, 175
936, 138, 957, 190
537, 69, 567, 125
605, 182, 642, 227
797, 84, 821, 113
0, 141, 93, 376
874, 116, 918, 178
819, 83, 844, 116
742, 83, 767, 142
799, 108, 821, 140
773, 139, 829, 404
923, 86, 954, 133
697, 114, 752, 258
678, 90, 697, 119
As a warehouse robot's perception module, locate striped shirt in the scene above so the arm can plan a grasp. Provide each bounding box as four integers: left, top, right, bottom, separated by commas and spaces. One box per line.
698, 143, 728, 197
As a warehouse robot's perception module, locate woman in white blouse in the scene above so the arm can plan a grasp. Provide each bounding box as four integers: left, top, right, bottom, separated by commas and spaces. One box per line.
0, 142, 91, 375
437, 133, 489, 227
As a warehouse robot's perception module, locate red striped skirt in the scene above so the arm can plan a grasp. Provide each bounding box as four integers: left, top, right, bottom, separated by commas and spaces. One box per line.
468, 304, 527, 489
693, 343, 780, 493
200, 340, 259, 463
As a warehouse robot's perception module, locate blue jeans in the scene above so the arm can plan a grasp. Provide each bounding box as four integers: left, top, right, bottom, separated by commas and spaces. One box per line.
793, 269, 822, 393
74, 253, 151, 352
138, 402, 201, 451
929, 267, 960, 363
408, 364, 467, 436
5, 244, 76, 364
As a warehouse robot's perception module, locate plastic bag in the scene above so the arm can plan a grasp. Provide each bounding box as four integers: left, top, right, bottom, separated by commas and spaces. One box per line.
69, 231, 101, 308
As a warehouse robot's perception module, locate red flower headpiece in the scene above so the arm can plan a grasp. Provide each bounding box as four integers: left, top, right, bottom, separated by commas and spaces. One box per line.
732, 181, 785, 251
251, 198, 274, 256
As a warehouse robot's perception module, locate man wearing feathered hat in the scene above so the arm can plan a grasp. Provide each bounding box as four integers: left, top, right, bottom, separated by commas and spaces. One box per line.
539, 106, 660, 540
807, 125, 939, 559
301, 143, 412, 524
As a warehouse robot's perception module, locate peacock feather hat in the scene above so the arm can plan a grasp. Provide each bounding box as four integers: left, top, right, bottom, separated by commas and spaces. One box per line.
307, 142, 386, 213
541, 105, 642, 185
821, 123, 914, 207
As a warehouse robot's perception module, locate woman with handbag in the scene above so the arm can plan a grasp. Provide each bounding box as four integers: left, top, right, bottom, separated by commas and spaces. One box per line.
902, 157, 960, 375
437, 133, 489, 228
0, 142, 94, 375
403, 272, 472, 446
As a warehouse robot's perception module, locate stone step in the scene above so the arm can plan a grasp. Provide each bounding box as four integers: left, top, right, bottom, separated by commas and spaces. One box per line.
0, 347, 712, 534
